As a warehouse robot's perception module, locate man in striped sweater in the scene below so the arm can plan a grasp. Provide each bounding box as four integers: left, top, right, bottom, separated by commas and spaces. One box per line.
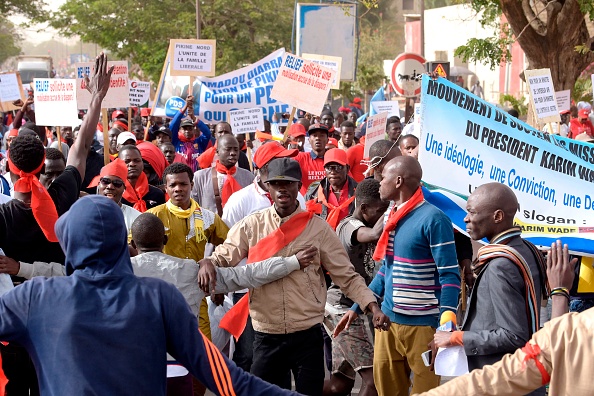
343, 156, 461, 395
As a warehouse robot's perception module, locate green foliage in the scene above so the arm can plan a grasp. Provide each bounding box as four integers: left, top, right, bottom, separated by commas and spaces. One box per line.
0, 17, 22, 66
357, 64, 385, 93
499, 94, 528, 116
572, 76, 593, 103
335, 81, 362, 104
50, 0, 293, 82
1, 0, 48, 20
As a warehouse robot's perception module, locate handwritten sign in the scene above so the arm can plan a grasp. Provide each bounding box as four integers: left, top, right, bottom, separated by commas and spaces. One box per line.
170, 39, 216, 77
363, 112, 389, 157
270, 53, 336, 116
525, 68, 560, 123
301, 53, 342, 89
76, 61, 130, 109
33, 78, 79, 126
229, 107, 264, 135
129, 80, 151, 107
0, 72, 25, 112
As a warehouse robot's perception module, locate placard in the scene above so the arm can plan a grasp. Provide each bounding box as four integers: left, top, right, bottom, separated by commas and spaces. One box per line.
129, 80, 151, 107
525, 68, 560, 123
33, 78, 79, 126
301, 53, 342, 89
229, 108, 264, 135
75, 61, 130, 109
170, 39, 216, 77
270, 53, 336, 116
370, 101, 401, 118
0, 72, 25, 112
555, 89, 571, 112
363, 112, 389, 157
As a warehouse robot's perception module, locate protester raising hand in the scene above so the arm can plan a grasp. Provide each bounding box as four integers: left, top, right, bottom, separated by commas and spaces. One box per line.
83, 52, 114, 99
547, 240, 577, 319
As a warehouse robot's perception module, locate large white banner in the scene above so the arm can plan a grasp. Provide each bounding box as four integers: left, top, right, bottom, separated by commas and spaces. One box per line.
419, 75, 594, 255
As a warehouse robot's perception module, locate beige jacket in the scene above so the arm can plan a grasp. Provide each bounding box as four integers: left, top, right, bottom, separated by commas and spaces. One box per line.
208, 205, 376, 334
416, 308, 594, 396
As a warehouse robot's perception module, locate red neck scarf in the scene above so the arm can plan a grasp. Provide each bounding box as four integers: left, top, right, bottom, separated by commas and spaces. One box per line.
177, 132, 194, 143
219, 209, 314, 339
7, 155, 59, 242
309, 183, 354, 230
372, 187, 424, 261
215, 160, 242, 206
123, 172, 149, 212
197, 146, 216, 169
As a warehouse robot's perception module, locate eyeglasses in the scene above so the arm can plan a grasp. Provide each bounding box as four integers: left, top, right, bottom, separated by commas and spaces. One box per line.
99, 177, 125, 188
325, 164, 344, 173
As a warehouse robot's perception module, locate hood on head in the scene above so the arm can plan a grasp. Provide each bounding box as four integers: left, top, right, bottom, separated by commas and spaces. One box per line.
55, 195, 133, 276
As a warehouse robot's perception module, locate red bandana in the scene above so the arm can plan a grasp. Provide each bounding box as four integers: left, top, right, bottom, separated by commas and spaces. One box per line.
215, 160, 242, 207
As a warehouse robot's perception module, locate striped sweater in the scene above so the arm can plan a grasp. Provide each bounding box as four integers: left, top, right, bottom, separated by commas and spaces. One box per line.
367, 201, 460, 328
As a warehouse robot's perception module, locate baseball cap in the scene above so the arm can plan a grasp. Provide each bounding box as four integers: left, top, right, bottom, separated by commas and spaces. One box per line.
288, 123, 306, 138
180, 118, 195, 128
326, 138, 338, 148
112, 110, 126, 120
117, 131, 137, 146
324, 148, 347, 166
560, 109, 571, 115
155, 126, 172, 137
579, 109, 590, 118
253, 141, 298, 169
140, 108, 151, 117
265, 158, 302, 183
308, 123, 329, 135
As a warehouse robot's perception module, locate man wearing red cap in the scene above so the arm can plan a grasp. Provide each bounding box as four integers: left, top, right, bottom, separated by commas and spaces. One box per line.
569, 108, 594, 139
543, 110, 570, 137
295, 123, 329, 195
221, 140, 303, 373
0, 52, 113, 396
286, 123, 306, 151
305, 148, 357, 231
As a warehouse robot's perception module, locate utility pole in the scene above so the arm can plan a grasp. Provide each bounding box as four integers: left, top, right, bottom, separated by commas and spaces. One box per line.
196, 0, 201, 39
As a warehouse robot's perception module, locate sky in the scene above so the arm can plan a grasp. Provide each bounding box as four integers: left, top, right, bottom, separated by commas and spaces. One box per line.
12, 0, 74, 45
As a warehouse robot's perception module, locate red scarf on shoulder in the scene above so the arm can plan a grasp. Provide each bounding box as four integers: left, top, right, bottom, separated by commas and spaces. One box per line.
215, 160, 242, 207
123, 172, 149, 212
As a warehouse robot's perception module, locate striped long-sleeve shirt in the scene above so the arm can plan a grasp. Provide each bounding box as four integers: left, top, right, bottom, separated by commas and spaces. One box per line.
367, 201, 461, 328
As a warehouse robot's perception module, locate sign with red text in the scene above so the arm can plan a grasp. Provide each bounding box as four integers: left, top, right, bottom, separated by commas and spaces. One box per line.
75, 61, 129, 109
129, 80, 151, 107
270, 53, 336, 116
33, 78, 79, 126
170, 39, 216, 77
301, 53, 342, 89
364, 112, 389, 157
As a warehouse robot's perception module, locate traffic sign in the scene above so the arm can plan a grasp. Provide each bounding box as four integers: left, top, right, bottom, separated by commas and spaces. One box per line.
390, 53, 426, 98
426, 62, 450, 78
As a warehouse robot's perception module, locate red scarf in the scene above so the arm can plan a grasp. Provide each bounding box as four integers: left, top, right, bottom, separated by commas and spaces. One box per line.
0, 343, 7, 396
215, 160, 242, 207
197, 146, 216, 169
372, 187, 424, 261
177, 132, 193, 143
7, 155, 59, 242
123, 172, 149, 212
219, 210, 314, 339
307, 184, 355, 230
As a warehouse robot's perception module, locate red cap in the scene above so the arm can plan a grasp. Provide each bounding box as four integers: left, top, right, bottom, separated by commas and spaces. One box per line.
253, 142, 298, 168
140, 108, 151, 117
579, 109, 590, 118
353, 97, 362, 103
8, 129, 18, 138
112, 110, 126, 120
326, 137, 338, 147
559, 109, 571, 115
88, 158, 129, 188
288, 123, 306, 138
324, 148, 347, 166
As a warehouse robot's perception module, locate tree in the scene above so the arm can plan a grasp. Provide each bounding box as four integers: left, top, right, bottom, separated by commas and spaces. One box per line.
1, 0, 48, 20
50, 0, 293, 83
0, 17, 22, 66
455, 0, 594, 91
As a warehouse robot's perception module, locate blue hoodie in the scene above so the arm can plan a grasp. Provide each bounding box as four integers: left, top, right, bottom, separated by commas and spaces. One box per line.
0, 195, 297, 396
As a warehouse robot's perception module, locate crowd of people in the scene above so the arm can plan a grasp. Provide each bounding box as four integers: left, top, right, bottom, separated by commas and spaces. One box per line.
0, 53, 588, 396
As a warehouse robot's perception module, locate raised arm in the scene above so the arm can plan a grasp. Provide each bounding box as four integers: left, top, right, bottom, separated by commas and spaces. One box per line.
66, 53, 113, 179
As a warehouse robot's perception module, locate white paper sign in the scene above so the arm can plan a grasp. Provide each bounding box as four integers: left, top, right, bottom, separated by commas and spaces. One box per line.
525, 69, 560, 123
435, 346, 469, 377
301, 53, 342, 89
0, 73, 22, 102
371, 101, 401, 117
413, 103, 422, 138
171, 39, 216, 77
129, 80, 151, 107
75, 61, 130, 109
270, 53, 336, 116
555, 89, 571, 112
33, 78, 79, 126
229, 107, 264, 135
363, 112, 389, 157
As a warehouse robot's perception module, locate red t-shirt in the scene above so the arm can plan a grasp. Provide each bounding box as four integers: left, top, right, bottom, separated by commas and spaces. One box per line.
346, 143, 366, 182
569, 119, 594, 139
295, 151, 325, 194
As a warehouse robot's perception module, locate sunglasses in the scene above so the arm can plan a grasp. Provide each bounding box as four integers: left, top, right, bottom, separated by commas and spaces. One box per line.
99, 177, 125, 188
325, 164, 345, 173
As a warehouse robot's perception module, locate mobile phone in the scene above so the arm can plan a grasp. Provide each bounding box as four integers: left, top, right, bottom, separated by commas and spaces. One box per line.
421, 349, 433, 367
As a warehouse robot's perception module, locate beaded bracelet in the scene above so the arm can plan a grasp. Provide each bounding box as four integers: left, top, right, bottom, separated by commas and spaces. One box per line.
550, 287, 570, 300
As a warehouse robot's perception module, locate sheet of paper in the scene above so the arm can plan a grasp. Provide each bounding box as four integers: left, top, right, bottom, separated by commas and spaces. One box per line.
435, 346, 469, 376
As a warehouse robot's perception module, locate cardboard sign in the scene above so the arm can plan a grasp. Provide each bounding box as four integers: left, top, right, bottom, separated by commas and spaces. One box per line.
555, 90, 571, 112
363, 112, 389, 157
75, 61, 130, 110
0, 72, 25, 112
270, 53, 336, 116
33, 78, 79, 126
370, 101, 400, 117
301, 53, 342, 89
229, 107, 264, 135
525, 69, 560, 123
170, 39, 216, 77
129, 80, 151, 107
